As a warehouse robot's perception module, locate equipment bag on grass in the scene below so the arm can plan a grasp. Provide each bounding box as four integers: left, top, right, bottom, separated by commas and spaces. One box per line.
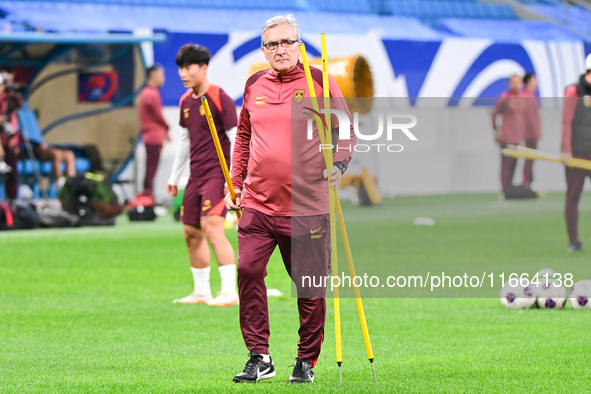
11, 200, 39, 229
59, 173, 122, 224
128, 205, 156, 221
37, 205, 80, 228
1, 201, 41, 230
126, 194, 156, 222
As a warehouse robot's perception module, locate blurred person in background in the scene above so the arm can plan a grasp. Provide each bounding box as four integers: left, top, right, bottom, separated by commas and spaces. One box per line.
561, 53, 591, 253
0, 67, 21, 200
31, 142, 76, 188
492, 74, 529, 198
2, 66, 77, 191
0, 75, 12, 175
0, 137, 11, 175
521, 72, 541, 191
138, 64, 169, 197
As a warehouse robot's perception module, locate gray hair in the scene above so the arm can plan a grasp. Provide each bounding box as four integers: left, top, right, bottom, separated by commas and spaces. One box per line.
261, 15, 300, 46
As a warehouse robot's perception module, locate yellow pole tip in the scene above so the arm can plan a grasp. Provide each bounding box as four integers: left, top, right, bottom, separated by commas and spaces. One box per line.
200, 96, 206, 101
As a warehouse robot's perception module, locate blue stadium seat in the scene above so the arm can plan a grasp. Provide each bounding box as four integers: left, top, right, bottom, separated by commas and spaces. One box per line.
17, 108, 91, 199
527, 4, 591, 37
382, 1, 517, 20
0, 0, 315, 11
440, 18, 582, 45
516, 0, 561, 4
312, 0, 374, 14
31, 0, 304, 9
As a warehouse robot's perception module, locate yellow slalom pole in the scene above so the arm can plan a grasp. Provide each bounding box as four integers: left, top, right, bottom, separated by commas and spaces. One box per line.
201, 96, 241, 220
317, 37, 376, 384
301, 39, 376, 384
320, 33, 343, 385
335, 197, 376, 382
502, 146, 591, 171
516, 146, 591, 169
299, 41, 343, 383
299, 44, 330, 161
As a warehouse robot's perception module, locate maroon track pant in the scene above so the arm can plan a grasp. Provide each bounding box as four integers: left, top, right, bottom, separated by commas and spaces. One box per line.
500, 143, 517, 192
237, 207, 330, 366
1, 134, 18, 200
522, 139, 537, 188
500, 140, 538, 192
565, 153, 591, 242
143, 144, 161, 194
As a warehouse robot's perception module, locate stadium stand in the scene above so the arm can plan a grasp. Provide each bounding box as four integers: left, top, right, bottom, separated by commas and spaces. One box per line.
516, 0, 564, 4
381, 1, 517, 19
0, 2, 442, 38
523, 3, 591, 37
0, 0, 587, 41
378, 0, 519, 31
0, 0, 374, 12
440, 18, 583, 41
310, 0, 375, 14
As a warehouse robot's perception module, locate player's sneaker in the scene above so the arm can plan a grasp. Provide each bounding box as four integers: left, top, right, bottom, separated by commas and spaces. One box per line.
56, 176, 66, 190
288, 359, 314, 383
0, 160, 12, 174
207, 292, 239, 307
172, 292, 212, 304
233, 352, 275, 383
568, 240, 582, 253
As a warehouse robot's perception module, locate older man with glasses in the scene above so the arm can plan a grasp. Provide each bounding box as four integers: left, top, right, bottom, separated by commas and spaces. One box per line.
227, 15, 355, 383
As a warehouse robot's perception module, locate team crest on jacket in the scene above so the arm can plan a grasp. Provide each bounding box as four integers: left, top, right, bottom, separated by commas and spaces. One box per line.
584, 95, 591, 108
294, 89, 304, 103
199, 104, 206, 116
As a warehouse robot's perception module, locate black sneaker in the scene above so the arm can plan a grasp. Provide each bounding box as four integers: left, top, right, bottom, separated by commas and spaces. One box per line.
233, 351, 275, 383
288, 358, 314, 383
568, 240, 582, 253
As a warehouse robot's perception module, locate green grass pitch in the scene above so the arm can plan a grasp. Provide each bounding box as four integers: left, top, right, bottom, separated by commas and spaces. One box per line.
2, 193, 591, 392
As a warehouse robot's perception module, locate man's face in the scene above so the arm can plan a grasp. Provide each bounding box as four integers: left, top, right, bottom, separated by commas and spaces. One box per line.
261, 23, 300, 74
178, 63, 207, 90
526, 75, 537, 92
509, 75, 523, 93
153, 68, 165, 88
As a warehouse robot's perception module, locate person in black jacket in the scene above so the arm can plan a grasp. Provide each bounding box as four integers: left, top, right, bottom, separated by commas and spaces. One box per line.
561, 53, 591, 252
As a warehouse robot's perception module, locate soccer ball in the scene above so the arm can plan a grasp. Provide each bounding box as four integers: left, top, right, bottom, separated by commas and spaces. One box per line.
500, 281, 536, 309
536, 268, 556, 278
569, 280, 591, 310
534, 279, 567, 309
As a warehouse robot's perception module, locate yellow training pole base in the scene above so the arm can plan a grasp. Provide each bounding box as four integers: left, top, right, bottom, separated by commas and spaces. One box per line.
370, 358, 377, 383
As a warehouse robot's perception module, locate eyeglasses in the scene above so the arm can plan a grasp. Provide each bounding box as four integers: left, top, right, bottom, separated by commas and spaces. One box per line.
262, 39, 298, 51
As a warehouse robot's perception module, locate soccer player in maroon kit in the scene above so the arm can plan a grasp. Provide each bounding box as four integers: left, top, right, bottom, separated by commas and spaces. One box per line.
138, 64, 169, 197
227, 15, 355, 383
492, 74, 526, 197
167, 44, 239, 306
561, 53, 591, 253
522, 72, 541, 190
